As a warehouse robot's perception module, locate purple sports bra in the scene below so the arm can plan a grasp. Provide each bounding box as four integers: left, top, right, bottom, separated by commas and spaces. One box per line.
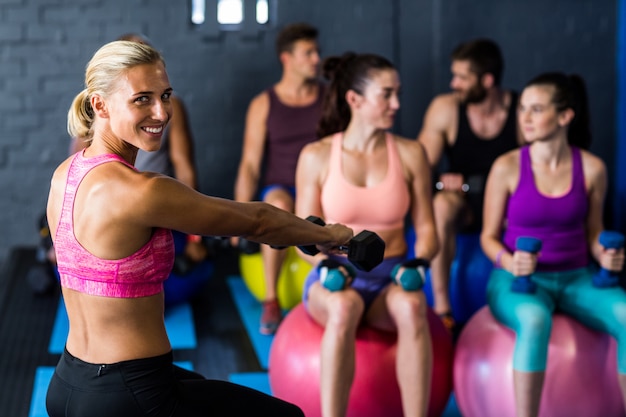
54, 152, 174, 298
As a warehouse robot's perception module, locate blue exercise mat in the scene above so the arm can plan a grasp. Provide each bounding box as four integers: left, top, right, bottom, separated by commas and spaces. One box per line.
226, 276, 274, 369
228, 372, 272, 396
48, 298, 197, 353
28, 362, 194, 417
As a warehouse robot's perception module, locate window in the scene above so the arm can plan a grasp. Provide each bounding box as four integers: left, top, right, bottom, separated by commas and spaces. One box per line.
217, 0, 243, 25
191, 0, 272, 28
256, 0, 268, 24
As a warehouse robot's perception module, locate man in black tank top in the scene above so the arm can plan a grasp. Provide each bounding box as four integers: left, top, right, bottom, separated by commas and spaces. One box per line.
233, 23, 323, 334
417, 39, 521, 332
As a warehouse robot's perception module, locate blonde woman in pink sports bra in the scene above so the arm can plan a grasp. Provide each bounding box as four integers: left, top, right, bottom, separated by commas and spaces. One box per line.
295, 52, 439, 417
45, 40, 353, 417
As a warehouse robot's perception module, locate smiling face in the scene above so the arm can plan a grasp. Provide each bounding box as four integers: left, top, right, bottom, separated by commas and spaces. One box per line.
518, 85, 572, 144
96, 62, 173, 151
352, 68, 400, 130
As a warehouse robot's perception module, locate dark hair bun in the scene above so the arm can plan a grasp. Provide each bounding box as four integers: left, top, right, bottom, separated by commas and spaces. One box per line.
321, 52, 357, 81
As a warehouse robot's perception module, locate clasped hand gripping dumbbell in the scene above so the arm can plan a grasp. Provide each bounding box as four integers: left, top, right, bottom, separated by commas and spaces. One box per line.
391, 258, 430, 291
297, 216, 385, 291
592, 230, 625, 288
303, 216, 429, 292
511, 236, 542, 293
319, 256, 430, 293
299, 216, 386, 272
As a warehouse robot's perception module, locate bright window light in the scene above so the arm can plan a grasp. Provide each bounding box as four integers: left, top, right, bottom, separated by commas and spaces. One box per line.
218, 0, 243, 25
191, 0, 205, 24
256, 0, 268, 24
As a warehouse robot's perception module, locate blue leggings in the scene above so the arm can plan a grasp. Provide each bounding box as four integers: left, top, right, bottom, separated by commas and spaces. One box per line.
487, 266, 626, 373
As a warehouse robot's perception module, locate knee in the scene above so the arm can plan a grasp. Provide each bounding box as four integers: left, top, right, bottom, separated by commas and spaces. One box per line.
390, 293, 428, 330
612, 302, 626, 326
264, 191, 293, 212
432, 194, 459, 226
516, 305, 552, 339
326, 293, 364, 330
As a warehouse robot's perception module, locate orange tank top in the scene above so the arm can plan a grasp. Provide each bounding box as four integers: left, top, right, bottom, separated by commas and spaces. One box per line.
321, 132, 410, 232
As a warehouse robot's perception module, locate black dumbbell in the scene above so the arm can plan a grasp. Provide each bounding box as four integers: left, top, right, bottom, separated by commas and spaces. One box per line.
299, 216, 385, 272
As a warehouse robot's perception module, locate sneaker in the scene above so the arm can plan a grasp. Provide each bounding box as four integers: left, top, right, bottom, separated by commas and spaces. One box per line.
438, 311, 456, 334
260, 299, 282, 335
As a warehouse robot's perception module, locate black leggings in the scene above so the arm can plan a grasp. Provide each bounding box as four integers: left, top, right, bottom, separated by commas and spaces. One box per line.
46, 348, 304, 417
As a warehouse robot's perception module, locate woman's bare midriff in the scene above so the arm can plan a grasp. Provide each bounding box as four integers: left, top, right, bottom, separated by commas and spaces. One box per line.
62, 288, 172, 364
377, 227, 408, 259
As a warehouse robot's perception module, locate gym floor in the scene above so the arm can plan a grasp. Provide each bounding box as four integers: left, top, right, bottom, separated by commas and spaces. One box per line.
0, 246, 262, 417
0, 246, 461, 417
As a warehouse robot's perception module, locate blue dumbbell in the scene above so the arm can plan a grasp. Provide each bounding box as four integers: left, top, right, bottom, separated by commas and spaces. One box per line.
592, 230, 625, 288
511, 236, 542, 293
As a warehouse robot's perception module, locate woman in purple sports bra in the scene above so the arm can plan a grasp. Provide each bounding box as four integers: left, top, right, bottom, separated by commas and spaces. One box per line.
481, 72, 626, 417
295, 52, 438, 417
45, 40, 353, 417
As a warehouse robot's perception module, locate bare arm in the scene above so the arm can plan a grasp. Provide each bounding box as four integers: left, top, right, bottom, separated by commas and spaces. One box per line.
417, 94, 457, 168
480, 151, 519, 271
234, 92, 269, 202
294, 138, 332, 263
167, 96, 197, 189
47, 158, 352, 261
399, 138, 438, 260
583, 152, 609, 262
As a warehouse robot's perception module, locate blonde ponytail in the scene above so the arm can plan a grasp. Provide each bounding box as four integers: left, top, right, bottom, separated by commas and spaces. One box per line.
67, 89, 93, 139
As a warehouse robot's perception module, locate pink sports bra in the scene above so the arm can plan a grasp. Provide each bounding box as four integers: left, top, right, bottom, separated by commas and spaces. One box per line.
321, 132, 410, 232
54, 152, 174, 298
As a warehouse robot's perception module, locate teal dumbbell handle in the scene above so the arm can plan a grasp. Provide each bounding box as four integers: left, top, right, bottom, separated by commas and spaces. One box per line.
318, 259, 356, 292
391, 258, 429, 291
511, 236, 542, 293
593, 231, 625, 288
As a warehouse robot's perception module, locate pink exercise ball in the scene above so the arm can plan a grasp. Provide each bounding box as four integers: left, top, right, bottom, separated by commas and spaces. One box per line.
454, 306, 624, 417
269, 303, 453, 417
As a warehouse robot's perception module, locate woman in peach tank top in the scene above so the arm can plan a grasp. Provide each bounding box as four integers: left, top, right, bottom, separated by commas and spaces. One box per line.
295, 52, 438, 417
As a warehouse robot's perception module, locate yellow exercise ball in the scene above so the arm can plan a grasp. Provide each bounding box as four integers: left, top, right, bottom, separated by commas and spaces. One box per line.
239, 247, 312, 310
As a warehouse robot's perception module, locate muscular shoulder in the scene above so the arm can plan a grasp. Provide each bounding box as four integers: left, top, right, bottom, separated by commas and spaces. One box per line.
393, 135, 430, 178
300, 135, 332, 162
425, 93, 459, 124
394, 135, 426, 159
419, 93, 459, 149
492, 148, 520, 177
247, 90, 270, 116
298, 136, 332, 184
579, 148, 607, 183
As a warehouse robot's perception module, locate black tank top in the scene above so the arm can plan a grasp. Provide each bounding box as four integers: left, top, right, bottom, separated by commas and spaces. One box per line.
446, 91, 518, 180
444, 91, 518, 232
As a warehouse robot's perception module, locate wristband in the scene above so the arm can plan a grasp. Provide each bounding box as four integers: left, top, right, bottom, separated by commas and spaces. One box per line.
495, 249, 506, 268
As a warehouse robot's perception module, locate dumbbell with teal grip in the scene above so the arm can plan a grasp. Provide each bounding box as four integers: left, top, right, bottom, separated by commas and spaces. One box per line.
511, 236, 542, 293
318, 259, 357, 292
592, 230, 625, 288
391, 258, 430, 291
